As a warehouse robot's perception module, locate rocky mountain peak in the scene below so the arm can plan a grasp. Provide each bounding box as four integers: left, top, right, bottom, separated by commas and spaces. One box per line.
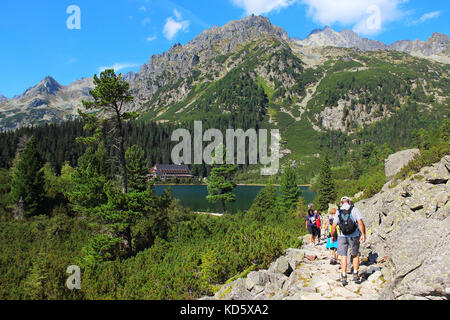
430, 32, 449, 41
130, 15, 290, 104
296, 26, 448, 60
22, 76, 62, 98
0, 95, 8, 103
296, 26, 388, 51
40, 76, 62, 94
389, 32, 450, 59
187, 14, 289, 49
426, 32, 450, 52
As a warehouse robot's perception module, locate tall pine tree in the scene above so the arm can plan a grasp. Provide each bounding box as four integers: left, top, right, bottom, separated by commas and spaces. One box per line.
206, 147, 237, 214
278, 166, 300, 213
9, 136, 45, 218
314, 155, 337, 212
81, 69, 136, 194
350, 151, 362, 180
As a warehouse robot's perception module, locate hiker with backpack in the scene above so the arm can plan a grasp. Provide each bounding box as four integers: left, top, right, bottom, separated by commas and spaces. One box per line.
306, 209, 320, 246
331, 197, 366, 286
325, 208, 339, 265
314, 210, 322, 243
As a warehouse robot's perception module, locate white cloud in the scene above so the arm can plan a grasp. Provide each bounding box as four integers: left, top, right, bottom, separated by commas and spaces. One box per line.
163, 10, 190, 40
420, 11, 442, 21
98, 63, 139, 73
231, 0, 297, 15
146, 35, 157, 42
301, 0, 406, 36
139, 6, 147, 13
409, 11, 442, 25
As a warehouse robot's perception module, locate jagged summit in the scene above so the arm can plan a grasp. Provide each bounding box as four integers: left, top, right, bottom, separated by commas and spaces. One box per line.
129, 14, 291, 103
295, 27, 388, 51
22, 76, 63, 98
296, 25, 449, 58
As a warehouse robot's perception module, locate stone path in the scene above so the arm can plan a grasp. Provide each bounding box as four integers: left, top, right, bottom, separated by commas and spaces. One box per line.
210, 235, 387, 301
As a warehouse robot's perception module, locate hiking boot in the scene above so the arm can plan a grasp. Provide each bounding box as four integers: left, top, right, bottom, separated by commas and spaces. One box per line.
341, 274, 348, 286
352, 272, 360, 283
330, 258, 337, 265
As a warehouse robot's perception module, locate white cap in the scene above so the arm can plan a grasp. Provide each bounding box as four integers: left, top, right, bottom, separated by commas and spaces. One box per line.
341, 196, 351, 203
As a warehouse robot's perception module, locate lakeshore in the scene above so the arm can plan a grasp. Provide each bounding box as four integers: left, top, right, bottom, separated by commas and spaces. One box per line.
154, 185, 316, 213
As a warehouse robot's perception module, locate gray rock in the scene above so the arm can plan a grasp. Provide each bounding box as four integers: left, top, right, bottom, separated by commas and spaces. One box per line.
385, 149, 421, 179
365, 266, 382, 277
426, 156, 450, 184
285, 248, 305, 271
267, 272, 289, 290
357, 155, 450, 300
268, 256, 292, 276
214, 278, 253, 300
296, 27, 449, 61
435, 191, 449, 209
245, 271, 269, 290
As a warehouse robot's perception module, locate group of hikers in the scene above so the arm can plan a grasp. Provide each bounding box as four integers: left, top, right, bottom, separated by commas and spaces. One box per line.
305, 196, 367, 286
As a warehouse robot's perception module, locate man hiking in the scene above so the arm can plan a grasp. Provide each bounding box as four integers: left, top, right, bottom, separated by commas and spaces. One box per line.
331, 197, 366, 286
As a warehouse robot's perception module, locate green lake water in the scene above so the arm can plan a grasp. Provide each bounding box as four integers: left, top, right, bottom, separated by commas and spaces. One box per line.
154, 185, 316, 213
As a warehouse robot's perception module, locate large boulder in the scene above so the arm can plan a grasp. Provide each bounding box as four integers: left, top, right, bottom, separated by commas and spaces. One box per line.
268, 255, 293, 276
357, 155, 450, 300
385, 149, 421, 179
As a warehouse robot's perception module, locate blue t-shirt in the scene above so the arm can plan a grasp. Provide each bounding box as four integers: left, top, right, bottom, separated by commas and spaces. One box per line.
333, 204, 363, 238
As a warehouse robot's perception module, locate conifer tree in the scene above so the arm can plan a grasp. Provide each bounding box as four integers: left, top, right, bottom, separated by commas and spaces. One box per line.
81, 69, 136, 194
65, 144, 109, 212
350, 151, 362, 180
248, 184, 277, 221
126, 145, 148, 192
9, 136, 45, 217
206, 147, 237, 214
278, 166, 300, 213
314, 155, 337, 212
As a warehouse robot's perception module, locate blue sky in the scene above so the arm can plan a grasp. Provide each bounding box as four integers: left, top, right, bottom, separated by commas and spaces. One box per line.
0, 0, 448, 98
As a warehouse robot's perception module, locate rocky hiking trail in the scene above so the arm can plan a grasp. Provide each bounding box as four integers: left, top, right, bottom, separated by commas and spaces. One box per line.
207, 236, 387, 301
206, 153, 450, 301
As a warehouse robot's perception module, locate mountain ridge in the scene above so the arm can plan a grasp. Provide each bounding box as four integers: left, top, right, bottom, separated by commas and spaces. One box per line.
1, 15, 449, 131
295, 25, 449, 60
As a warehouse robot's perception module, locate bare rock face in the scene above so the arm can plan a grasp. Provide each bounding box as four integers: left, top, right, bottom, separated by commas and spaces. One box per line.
390, 33, 450, 59
358, 155, 450, 300
296, 26, 387, 52
297, 27, 449, 63
0, 77, 94, 131
384, 149, 421, 179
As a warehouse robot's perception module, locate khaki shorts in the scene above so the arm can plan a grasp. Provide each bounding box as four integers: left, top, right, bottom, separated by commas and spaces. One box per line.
337, 236, 361, 257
